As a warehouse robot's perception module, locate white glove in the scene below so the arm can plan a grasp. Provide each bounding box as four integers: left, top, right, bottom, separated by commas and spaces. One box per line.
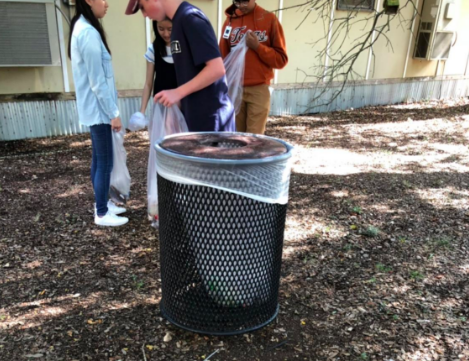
128, 112, 149, 132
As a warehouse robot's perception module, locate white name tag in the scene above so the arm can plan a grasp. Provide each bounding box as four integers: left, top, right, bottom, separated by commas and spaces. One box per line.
223, 26, 232, 39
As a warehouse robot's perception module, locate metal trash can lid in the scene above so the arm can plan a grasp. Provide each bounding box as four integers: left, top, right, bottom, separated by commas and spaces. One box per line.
155, 132, 294, 203
158, 132, 292, 163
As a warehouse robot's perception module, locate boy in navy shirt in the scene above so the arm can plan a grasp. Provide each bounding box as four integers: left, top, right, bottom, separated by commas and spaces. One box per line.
126, 0, 235, 132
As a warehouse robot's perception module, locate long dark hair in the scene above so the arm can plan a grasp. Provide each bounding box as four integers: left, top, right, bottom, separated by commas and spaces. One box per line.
152, 19, 171, 58
68, 0, 111, 59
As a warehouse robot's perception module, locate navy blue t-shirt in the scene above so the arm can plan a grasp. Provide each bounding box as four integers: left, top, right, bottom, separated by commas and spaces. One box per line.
171, 2, 235, 132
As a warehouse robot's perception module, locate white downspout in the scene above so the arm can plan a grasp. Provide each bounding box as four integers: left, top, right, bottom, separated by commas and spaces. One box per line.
323, 0, 336, 82
273, 0, 284, 84
403, 0, 420, 78
465, 51, 469, 76
218, 0, 223, 40
145, 18, 152, 49
365, 0, 383, 80
55, 0, 70, 92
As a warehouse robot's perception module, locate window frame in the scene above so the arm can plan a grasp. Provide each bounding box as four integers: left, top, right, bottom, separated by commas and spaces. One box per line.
336, 0, 376, 12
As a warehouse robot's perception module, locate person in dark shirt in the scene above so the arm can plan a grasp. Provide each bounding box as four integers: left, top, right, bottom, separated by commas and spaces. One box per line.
126, 0, 235, 132
137, 18, 177, 117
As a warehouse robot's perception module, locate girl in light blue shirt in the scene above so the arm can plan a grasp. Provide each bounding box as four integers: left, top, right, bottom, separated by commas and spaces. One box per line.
69, 0, 128, 227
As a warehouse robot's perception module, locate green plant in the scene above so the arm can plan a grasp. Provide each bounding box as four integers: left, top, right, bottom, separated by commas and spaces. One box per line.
131, 275, 145, 290
410, 271, 424, 281
434, 237, 453, 249
352, 206, 363, 214
363, 226, 380, 238
375, 263, 392, 273
378, 301, 389, 314
360, 352, 368, 360
343, 244, 353, 252
403, 180, 413, 188
393, 315, 399, 321
303, 257, 316, 265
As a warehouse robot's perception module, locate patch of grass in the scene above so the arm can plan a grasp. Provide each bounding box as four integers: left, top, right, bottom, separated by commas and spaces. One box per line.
410, 271, 425, 281
399, 237, 406, 244
365, 277, 377, 284
360, 352, 368, 360
343, 244, 353, 252
378, 301, 389, 314
363, 226, 380, 238
380, 149, 394, 155
303, 257, 316, 266
352, 206, 363, 215
433, 237, 453, 249
375, 263, 392, 273
392, 315, 399, 321
403, 180, 413, 189
131, 275, 145, 290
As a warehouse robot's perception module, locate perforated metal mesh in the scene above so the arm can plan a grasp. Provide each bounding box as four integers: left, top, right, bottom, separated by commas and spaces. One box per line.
158, 175, 287, 335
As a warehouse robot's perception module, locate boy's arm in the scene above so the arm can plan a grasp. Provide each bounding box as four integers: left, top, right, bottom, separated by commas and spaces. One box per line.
154, 58, 225, 107
154, 11, 226, 107
247, 17, 288, 69
219, 18, 231, 59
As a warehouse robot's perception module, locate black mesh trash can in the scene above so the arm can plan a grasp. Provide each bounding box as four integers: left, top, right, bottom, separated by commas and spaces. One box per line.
155, 132, 293, 335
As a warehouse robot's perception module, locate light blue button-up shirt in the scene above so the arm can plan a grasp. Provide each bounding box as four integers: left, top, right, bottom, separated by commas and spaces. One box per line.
71, 15, 119, 127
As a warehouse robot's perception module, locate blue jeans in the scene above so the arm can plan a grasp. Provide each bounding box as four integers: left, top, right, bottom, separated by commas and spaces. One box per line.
90, 124, 113, 216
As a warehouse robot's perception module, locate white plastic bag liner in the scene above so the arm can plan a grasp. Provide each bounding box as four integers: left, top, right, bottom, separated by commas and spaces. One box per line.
155, 132, 294, 205
224, 37, 248, 115
110, 128, 131, 204
155, 132, 293, 306
128, 112, 149, 132
147, 103, 188, 217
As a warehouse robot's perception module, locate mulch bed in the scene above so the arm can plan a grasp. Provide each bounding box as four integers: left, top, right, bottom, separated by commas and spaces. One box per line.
1, 99, 469, 360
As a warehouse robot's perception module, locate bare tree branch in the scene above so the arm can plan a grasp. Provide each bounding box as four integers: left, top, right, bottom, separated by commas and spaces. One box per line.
272, 0, 420, 113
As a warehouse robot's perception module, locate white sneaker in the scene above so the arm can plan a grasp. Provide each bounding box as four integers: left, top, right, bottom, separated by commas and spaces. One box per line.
94, 201, 126, 216
95, 212, 129, 227
107, 201, 126, 215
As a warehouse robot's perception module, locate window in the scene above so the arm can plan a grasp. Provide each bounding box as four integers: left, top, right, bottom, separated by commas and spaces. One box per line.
337, 0, 375, 11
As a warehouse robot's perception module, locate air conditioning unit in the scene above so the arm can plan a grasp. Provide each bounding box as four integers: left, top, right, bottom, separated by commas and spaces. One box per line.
413, 0, 460, 60
0, 0, 61, 67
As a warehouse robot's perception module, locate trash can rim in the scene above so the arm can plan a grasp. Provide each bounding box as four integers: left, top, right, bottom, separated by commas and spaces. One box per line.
154, 132, 294, 165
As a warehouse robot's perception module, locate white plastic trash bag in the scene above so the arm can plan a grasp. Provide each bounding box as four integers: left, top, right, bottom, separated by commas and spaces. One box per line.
110, 128, 131, 204
147, 103, 188, 218
223, 36, 248, 115
128, 111, 149, 132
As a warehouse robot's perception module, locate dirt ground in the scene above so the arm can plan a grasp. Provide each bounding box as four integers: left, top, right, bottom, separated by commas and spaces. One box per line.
1, 100, 469, 361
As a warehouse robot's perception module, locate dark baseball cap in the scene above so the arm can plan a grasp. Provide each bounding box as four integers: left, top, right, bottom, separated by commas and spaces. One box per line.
125, 0, 139, 15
